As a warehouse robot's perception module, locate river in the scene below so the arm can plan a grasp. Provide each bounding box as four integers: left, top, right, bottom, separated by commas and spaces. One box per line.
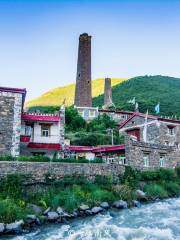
4, 198, 180, 240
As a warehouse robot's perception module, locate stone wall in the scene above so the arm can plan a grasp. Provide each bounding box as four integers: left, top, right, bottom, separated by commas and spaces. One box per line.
0, 92, 22, 156
0, 161, 125, 183
125, 136, 179, 170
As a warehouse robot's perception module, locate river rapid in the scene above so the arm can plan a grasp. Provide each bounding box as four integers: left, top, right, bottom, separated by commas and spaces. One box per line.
4, 198, 180, 240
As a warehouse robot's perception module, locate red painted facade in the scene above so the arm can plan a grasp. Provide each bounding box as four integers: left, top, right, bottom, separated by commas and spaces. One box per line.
22, 113, 60, 122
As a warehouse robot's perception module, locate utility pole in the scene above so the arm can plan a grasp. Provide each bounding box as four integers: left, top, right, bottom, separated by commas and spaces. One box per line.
107, 129, 114, 145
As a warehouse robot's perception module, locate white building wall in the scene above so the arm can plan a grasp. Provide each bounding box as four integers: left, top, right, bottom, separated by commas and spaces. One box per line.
33, 123, 60, 144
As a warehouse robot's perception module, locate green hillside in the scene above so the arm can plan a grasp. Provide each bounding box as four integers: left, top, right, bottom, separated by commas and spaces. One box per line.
93, 75, 180, 117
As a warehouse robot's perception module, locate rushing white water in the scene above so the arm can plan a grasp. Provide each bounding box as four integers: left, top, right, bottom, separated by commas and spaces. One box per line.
4, 198, 180, 240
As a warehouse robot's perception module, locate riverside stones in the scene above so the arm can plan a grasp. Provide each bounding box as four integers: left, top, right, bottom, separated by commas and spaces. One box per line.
47, 212, 59, 222
136, 190, 146, 200
0, 223, 5, 234
132, 200, 141, 207
27, 204, 43, 215
79, 204, 90, 211
113, 200, 128, 209
100, 202, 109, 209
57, 207, 64, 215
91, 207, 103, 214
43, 207, 51, 215
6, 220, 24, 233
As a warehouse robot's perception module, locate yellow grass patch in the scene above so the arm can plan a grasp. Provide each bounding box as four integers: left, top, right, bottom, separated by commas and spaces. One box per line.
26, 78, 127, 107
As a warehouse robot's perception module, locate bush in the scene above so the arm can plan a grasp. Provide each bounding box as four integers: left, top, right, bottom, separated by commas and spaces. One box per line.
94, 175, 113, 187
140, 168, 175, 182
0, 199, 30, 223
51, 185, 85, 211
175, 166, 180, 179
0, 174, 24, 200
87, 189, 115, 205
162, 181, 180, 197
144, 184, 168, 199
112, 184, 134, 202
122, 166, 140, 188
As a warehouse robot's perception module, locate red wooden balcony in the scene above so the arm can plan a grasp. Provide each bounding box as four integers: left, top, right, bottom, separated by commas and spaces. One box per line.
20, 135, 31, 143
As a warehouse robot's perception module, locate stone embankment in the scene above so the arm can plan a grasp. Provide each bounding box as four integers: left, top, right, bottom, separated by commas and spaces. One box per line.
0, 189, 146, 236
0, 161, 125, 183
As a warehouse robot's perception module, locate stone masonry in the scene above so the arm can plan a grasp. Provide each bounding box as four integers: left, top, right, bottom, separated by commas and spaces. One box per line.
0, 90, 24, 156
125, 136, 177, 170
104, 78, 113, 107
0, 161, 125, 183
74, 33, 92, 107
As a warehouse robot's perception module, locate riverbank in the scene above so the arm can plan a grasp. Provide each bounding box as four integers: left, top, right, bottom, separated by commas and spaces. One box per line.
5, 197, 179, 240
0, 166, 179, 237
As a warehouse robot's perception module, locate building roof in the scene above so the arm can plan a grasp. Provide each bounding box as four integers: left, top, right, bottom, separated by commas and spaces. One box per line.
28, 143, 60, 150
0, 86, 27, 106
99, 109, 133, 115
22, 113, 60, 122
118, 111, 180, 129
92, 145, 125, 153
65, 145, 125, 153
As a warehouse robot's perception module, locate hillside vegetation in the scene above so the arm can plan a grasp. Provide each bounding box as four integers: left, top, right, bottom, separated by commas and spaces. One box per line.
26, 78, 127, 108
93, 75, 180, 117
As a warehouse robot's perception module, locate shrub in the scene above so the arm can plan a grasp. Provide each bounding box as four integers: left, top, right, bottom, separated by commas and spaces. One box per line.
140, 168, 175, 182
87, 189, 115, 205
94, 175, 113, 187
162, 181, 180, 196
112, 184, 134, 202
144, 184, 168, 199
51, 185, 85, 211
0, 199, 30, 223
0, 174, 24, 200
175, 166, 180, 179
122, 166, 140, 188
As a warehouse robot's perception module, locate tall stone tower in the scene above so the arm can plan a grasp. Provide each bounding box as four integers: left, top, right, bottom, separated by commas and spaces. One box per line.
74, 33, 92, 107
104, 78, 113, 107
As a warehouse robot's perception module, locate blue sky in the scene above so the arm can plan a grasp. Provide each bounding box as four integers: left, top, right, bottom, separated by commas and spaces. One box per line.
0, 0, 180, 100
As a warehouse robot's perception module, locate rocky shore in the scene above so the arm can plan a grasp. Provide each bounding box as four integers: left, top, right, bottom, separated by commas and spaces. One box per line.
0, 190, 146, 236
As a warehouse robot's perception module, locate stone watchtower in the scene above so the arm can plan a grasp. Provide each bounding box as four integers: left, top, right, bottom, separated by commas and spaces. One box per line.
104, 78, 113, 107
74, 33, 92, 107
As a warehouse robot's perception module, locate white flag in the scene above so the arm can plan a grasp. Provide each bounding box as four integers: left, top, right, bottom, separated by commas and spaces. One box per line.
143, 110, 148, 143
128, 97, 135, 105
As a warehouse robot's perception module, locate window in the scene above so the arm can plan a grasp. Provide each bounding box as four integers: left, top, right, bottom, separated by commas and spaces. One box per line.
89, 110, 95, 118
143, 153, 149, 167
78, 110, 84, 117
119, 156, 126, 165
167, 126, 175, 135
165, 141, 169, 146
159, 154, 166, 167
41, 125, 50, 137
175, 142, 178, 150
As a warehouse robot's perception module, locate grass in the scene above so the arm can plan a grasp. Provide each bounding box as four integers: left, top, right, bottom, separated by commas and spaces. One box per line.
26, 78, 127, 107
0, 155, 103, 163
0, 167, 179, 223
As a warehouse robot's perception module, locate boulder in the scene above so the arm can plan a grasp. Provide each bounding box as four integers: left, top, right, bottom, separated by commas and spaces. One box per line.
0, 223, 5, 234
100, 202, 109, 209
47, 212, 59, 222
91, 207, 103, 214
5, 220, 24, 233
43, 207, 51, 215
132, 200, 141, 208
25, 214, 37, 224
57, 207, 64, 215
71, 211, 78, 218
79, 204, 90, 211
136, 190, 146, 200
27, 204, 43, 215
112, 200, 128, 209
85, 209, 93, 215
